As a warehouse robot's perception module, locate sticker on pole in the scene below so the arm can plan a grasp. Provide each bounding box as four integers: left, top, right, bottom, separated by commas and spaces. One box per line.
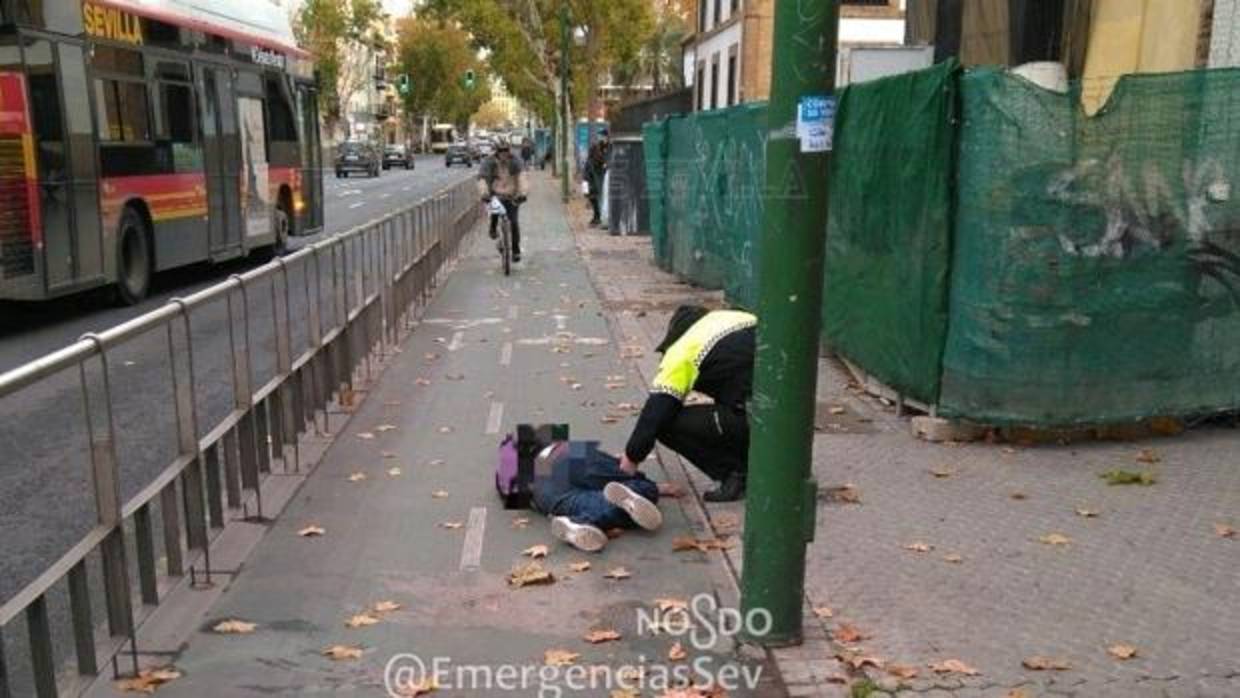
796, 95, 834, 153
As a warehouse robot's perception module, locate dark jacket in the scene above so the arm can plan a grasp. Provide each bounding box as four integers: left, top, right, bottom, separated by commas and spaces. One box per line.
532, 441, 651, 514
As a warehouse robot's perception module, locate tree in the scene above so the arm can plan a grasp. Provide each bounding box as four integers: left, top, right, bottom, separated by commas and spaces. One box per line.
292, 0, 385, 140
394, 17, 492, 128
472, 100, 512, 130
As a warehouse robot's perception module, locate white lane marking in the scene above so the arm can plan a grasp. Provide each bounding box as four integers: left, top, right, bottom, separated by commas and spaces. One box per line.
403, 186, 412, 192
459, 507, 487, 571
349, 201, 365, 209
516, 336, 611, 346
508, 306, 519, 321
486, 402, 504, 435
500, 342, 513, 366
553, 314, 568, 331
339, 189, 362, 197
448, 331, 465, 352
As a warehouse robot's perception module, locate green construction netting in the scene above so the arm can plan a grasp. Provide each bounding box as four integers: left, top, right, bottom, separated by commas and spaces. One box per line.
823, 59, 959, 404
940, 67, 1240, 424
644, 103, 768, 307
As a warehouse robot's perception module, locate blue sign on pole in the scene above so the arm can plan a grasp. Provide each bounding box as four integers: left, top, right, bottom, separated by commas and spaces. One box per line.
796, 94, 835, 153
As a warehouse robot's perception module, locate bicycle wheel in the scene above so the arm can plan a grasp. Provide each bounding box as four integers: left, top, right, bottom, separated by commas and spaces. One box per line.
501, 217, 511, 276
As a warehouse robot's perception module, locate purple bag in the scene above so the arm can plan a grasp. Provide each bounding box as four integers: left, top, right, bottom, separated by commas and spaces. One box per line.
496, 423, 568, 509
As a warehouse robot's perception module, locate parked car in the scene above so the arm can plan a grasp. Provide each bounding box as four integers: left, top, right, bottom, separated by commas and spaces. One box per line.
383, 144, 415, 170
444, 142, 474, 167
476, 139, 496, 157
335, 141, 381, 178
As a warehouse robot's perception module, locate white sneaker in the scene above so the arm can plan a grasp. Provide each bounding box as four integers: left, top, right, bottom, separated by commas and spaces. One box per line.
550, 516, 608, 552
603, 482, 663, 531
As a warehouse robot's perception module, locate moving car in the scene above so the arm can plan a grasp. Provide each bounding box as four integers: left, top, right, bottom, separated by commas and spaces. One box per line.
444, 142, 474, 167
383, 144, 415, 170
335, 141, 381, 178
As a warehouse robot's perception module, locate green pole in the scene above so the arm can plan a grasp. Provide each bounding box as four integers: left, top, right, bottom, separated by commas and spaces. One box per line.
559, 3, 570, 203
740, 0, 838, 646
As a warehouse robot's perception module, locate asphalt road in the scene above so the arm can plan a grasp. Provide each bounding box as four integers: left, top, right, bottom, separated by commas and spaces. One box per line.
0, 156, 476, 609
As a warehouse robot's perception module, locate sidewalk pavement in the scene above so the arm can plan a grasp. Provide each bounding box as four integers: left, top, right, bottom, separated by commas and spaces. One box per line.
566, 201, 1240, 698
88, 173, 783, 698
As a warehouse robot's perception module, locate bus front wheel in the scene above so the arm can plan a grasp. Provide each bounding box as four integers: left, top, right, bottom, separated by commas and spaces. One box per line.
116, 207, 151, 305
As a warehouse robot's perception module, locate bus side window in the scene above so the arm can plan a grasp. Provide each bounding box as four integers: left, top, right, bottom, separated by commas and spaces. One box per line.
160, 82, 200, 172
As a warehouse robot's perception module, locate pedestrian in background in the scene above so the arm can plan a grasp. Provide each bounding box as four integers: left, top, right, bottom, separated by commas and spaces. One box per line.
584, 130, 610, 226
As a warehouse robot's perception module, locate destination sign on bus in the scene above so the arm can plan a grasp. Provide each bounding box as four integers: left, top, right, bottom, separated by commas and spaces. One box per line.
251, 47, 286, 70
82, 2, 145, 46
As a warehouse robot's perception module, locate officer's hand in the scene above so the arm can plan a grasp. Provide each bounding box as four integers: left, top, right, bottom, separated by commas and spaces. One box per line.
619, 454, 639, 474
516, 195, 527, 204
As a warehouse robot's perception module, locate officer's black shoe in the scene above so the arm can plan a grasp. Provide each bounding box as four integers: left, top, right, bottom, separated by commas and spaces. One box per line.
703, 472, 746, 502
489, 228, 498, 240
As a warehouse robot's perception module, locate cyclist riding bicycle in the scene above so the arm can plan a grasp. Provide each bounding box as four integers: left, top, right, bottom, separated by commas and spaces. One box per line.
477, 137, 530, 262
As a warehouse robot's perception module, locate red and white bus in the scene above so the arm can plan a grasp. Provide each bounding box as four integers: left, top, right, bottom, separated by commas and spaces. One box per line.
0, 0, 324, 303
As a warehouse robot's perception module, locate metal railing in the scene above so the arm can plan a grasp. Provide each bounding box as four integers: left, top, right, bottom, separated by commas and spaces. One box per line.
0, 178, 480, 697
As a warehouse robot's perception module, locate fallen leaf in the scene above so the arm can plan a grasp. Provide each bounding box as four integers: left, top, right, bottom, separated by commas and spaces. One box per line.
340, 389, 356, 407
1023, 656, 1072, 671
345, 613, 380, 628
382, 451, 398, 459
393, 677, 439, 696
903, 542, 934, 553
431, 490, 449, 499
600, 416, 620, 424
544, 649, 580, 666
1005, 690, 1031, 698
1100, 469, 1156, 486
1010, 492, 1028, 501
886, 663, 920, 679
930, 467, 956, 478
821, 484, 862, 504
811, 605, 834, 619
672, 536, 735, 553
1107, 644, 1138, 660
569, 561, 592, 572
356, 432, 375, 440
523, 544, 549, 559
712, 513, 740, 532
375, 424, 397, 433
828, 405, 846, 415
839, 651, 884, 671
424, 352, 440, 361
322, 644, 364, 660
1039, 533, 1072, 546
1076, 507, 1100, 518
583, 629, 622, 644
508, 562, 556, 588
511, 517, 531, 529
439, 521, 464, 530
928, 659, 979, 676
438, 426, 453, 434
1215, 523, 1236, 538
428, 459, 445, 466
1135, 448, 1162, 464
388, 467, 403, 477
832, 623, 868, 643
415, 378, 431, 386
116, 667, 182, 693
603, 567, 632, 580
372, 601, 402, 613
347, 472, 367, 482
298, 525, 325, 538
446, 373, 465, 381
668, 642, 688, 661
611, 689, 640, 698
943, 553, 964, 564
212, 619, 257, 634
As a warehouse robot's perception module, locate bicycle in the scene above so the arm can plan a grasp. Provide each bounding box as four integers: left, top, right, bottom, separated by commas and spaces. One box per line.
487, 195, 513, 276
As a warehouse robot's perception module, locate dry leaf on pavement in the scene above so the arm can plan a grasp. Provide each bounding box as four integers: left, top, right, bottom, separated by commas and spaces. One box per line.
668, 641, 688, 661
838, 651, 884, 671
943, 553, 964, 564
672, 536, 735, 553
508, 562, 555, 588
345, 613, 380, 629
886, 663, 920, 679
392, 677, 439, 696
415, 378, 431, 386
375, 424, 397, 433
583, 629, 622, 644
298, 525, 325, 538
322, 644, 364, 661
347, 472, 367, 482
388, 467, 403, 477
1039, 533, 1072, 546
1010, 492, 1028, 500
568, 561, 592, 572
828, 405, 846, 415
811, 606, 834, 619
603, 567, 632, 580
439, 522, 464, 530
1023, 656, 1072, 671
1135, 448, 1162, 464
1005, 690, 1031, 698
1076, 507, 1100, 518
1215, 523, 1236, 538
438, 426, 453, 434
928, 658, 980, 676
544, 649, 580, 666
1107, 644, 1138, 660
1101, 469, 1156, 486
116, 666, 182, 693
372, 601, 402, 613
212, 619, 257, 634
356, 432, 375, 440
523, 544, 549, 559
511, 517, 531, 529
832, 623, 868, 643
431, 490, 449, 499
930, 467, 956, 478
821, 484, 861, 504
903, 542, 934, 553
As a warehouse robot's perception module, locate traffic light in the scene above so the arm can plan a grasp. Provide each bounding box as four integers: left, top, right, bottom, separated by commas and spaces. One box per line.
464, 69, 475, 90
398, 74, 411, 96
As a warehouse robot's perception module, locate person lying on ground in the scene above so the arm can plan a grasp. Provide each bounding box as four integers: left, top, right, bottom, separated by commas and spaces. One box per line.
532, 440, 680, 552
620, 305, 756, 502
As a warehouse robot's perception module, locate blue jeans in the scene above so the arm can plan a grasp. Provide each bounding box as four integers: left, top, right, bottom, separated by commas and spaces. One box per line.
553, 478, 660, 530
